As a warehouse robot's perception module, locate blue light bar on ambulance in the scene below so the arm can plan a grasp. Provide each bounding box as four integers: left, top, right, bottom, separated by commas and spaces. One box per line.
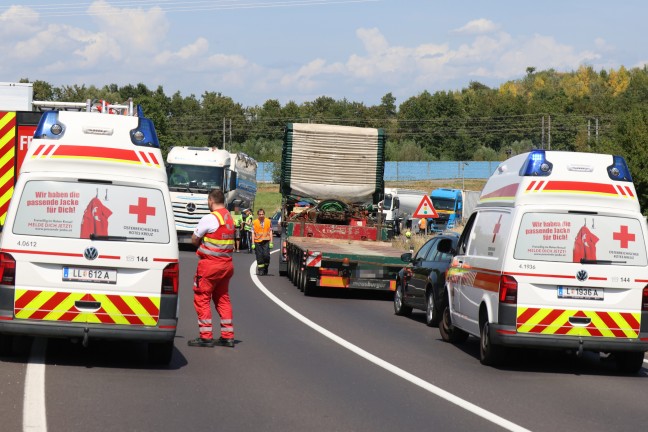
129, 105, 160, 148
34, 111, 65, 140
519, 150, 553, 176
607, 155, 633, 182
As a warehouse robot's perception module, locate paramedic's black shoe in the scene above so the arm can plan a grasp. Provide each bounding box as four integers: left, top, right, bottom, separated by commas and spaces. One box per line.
187, 337, 215, 347
215, 337, 235, 348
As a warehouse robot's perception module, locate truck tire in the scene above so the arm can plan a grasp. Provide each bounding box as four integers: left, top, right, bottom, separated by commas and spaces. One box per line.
613, 351, 645, 374
303, 274, 319, 296
393, 282, 412, 316
439, 306, 468, 343
425, 290, 441, 327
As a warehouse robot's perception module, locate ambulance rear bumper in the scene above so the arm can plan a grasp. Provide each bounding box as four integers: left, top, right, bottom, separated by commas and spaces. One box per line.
0, 318, 177, 342
490, 324, 648, 352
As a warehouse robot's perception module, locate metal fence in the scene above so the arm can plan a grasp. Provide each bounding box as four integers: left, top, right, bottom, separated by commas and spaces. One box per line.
257, 161, 499, 183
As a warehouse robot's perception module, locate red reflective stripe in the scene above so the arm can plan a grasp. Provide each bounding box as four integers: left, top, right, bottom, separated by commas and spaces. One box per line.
14, 290, 41, 310
106, 295, 145, 325
528, 308, 564, 334
137, 296, 160, 318
148, 152, 159, 165
29, 291, 71, 320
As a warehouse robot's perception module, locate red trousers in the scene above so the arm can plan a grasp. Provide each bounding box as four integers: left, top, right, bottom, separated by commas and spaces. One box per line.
193, 259, 234, 340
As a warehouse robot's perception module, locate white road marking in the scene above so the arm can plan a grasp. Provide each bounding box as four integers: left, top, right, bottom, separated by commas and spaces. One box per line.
23, 337, 47, 432
251, 258, 531, 432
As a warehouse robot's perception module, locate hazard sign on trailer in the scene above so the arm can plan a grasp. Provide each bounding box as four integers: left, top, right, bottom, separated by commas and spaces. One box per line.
412, 195, 439, 218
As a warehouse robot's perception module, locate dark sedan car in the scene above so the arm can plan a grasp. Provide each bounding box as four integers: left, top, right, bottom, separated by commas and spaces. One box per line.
270, 210, 282, 237
394, 233, 459, 326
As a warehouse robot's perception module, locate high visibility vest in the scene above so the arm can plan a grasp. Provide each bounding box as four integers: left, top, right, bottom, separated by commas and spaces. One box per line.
244, 215, 253, 231
197, 208, 235, 262
232, 212, 243, 228
253, 218, 272, 242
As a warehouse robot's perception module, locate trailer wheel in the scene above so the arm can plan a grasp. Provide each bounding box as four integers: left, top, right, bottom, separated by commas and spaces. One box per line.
303, 273, 318, 297
298, 267, 305, 292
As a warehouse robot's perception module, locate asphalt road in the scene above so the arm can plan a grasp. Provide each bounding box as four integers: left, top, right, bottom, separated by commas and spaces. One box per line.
2, 246, 648, 432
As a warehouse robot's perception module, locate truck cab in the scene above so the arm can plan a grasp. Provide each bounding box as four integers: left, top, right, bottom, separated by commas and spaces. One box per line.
430, 188, 463, 229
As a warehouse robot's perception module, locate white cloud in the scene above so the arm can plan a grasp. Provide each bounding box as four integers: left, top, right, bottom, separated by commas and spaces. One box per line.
453, 19, 499, 35
88, 0, 168, 54
0, 6, 39, 36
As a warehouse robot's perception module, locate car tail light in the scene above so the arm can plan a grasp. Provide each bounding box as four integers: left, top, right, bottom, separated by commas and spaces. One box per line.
162, 263, 179, 294
499, 275, 518, 304
642, 285, 648, 311
0, 253, 16, 286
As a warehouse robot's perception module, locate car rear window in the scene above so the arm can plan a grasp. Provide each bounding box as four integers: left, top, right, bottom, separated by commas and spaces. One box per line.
13, 180, 170, 243
514, 212, 647, 266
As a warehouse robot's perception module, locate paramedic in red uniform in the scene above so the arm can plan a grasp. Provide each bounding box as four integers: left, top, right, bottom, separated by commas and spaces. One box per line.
252, 208, 273, 275
188, 189, 235, 348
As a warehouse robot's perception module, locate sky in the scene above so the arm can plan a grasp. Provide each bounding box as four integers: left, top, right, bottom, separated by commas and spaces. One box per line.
1, 0, 647, 108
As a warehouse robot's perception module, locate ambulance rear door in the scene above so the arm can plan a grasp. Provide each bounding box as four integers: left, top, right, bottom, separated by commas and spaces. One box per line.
511, 209, 648, 340
5, 176, 176, 328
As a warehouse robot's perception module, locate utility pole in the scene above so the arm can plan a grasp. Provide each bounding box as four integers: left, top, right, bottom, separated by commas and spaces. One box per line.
595, 118, 599, 145
548, 115, 551, 150
222, 118, 226, 149
229, 118, 232, 148
541, 116, 545, 149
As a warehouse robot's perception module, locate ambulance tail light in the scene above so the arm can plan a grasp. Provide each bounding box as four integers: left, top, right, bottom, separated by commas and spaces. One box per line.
499, 275, 518, 304
162, 263, 179, 295
0, 253, 16, 286
34, 111, 65, 140
607, 155, 633, 182
520, 150, 552, 177
642, 286, 648, 311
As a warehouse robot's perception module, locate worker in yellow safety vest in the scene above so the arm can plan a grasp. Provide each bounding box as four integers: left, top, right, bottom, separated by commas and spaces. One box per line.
231, 206, 243, 252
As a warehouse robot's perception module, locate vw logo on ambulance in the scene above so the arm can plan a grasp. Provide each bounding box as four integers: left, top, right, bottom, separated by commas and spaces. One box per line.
576, 270, 588, 282
84, 246, 99, 261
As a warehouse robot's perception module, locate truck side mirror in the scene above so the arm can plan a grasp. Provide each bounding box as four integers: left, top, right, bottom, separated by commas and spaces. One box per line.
229, 170, 237, 191
394, 197, 400, 209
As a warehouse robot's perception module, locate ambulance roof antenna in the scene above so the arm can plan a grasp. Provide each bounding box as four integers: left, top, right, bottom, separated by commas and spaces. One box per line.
105, 188, 108, 201
96, 188, 98, 198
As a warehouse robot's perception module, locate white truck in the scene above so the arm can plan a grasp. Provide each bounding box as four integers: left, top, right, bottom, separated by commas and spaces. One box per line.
380, 188, 428, 234
166, 146, 257, 243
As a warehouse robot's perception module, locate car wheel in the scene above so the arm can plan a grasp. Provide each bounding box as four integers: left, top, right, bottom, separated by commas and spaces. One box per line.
439, 306, 468, 343
425, 290, 441, 327
148, 341, 174, 365
0, 334, 13, 356
479, 319, 504, 366
393, 282, 412, 316
613, 351, 645, 374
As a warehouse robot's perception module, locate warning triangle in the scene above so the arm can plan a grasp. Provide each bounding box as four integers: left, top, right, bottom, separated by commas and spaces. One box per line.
412, 195, 439, 218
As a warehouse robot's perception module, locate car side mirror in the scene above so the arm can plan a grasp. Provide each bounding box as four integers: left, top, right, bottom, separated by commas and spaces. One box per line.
400, 252, 412, 262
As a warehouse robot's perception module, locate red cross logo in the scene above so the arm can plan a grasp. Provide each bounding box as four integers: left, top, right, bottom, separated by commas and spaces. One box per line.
129, 197, 156, 224
492, 215, 502, 243
613, 225, 635, 249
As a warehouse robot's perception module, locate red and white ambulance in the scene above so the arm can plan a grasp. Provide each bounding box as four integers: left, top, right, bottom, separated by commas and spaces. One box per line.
0, 101, 179, 364
442, 150, 648, 373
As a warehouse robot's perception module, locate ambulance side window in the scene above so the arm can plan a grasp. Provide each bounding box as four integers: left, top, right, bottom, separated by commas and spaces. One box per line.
457, 212, 477, 255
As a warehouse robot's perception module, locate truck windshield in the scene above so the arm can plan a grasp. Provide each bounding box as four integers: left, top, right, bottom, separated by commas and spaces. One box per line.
383, 195, 393, 210
431, 197, 455, 211
168, 163, 225, 191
